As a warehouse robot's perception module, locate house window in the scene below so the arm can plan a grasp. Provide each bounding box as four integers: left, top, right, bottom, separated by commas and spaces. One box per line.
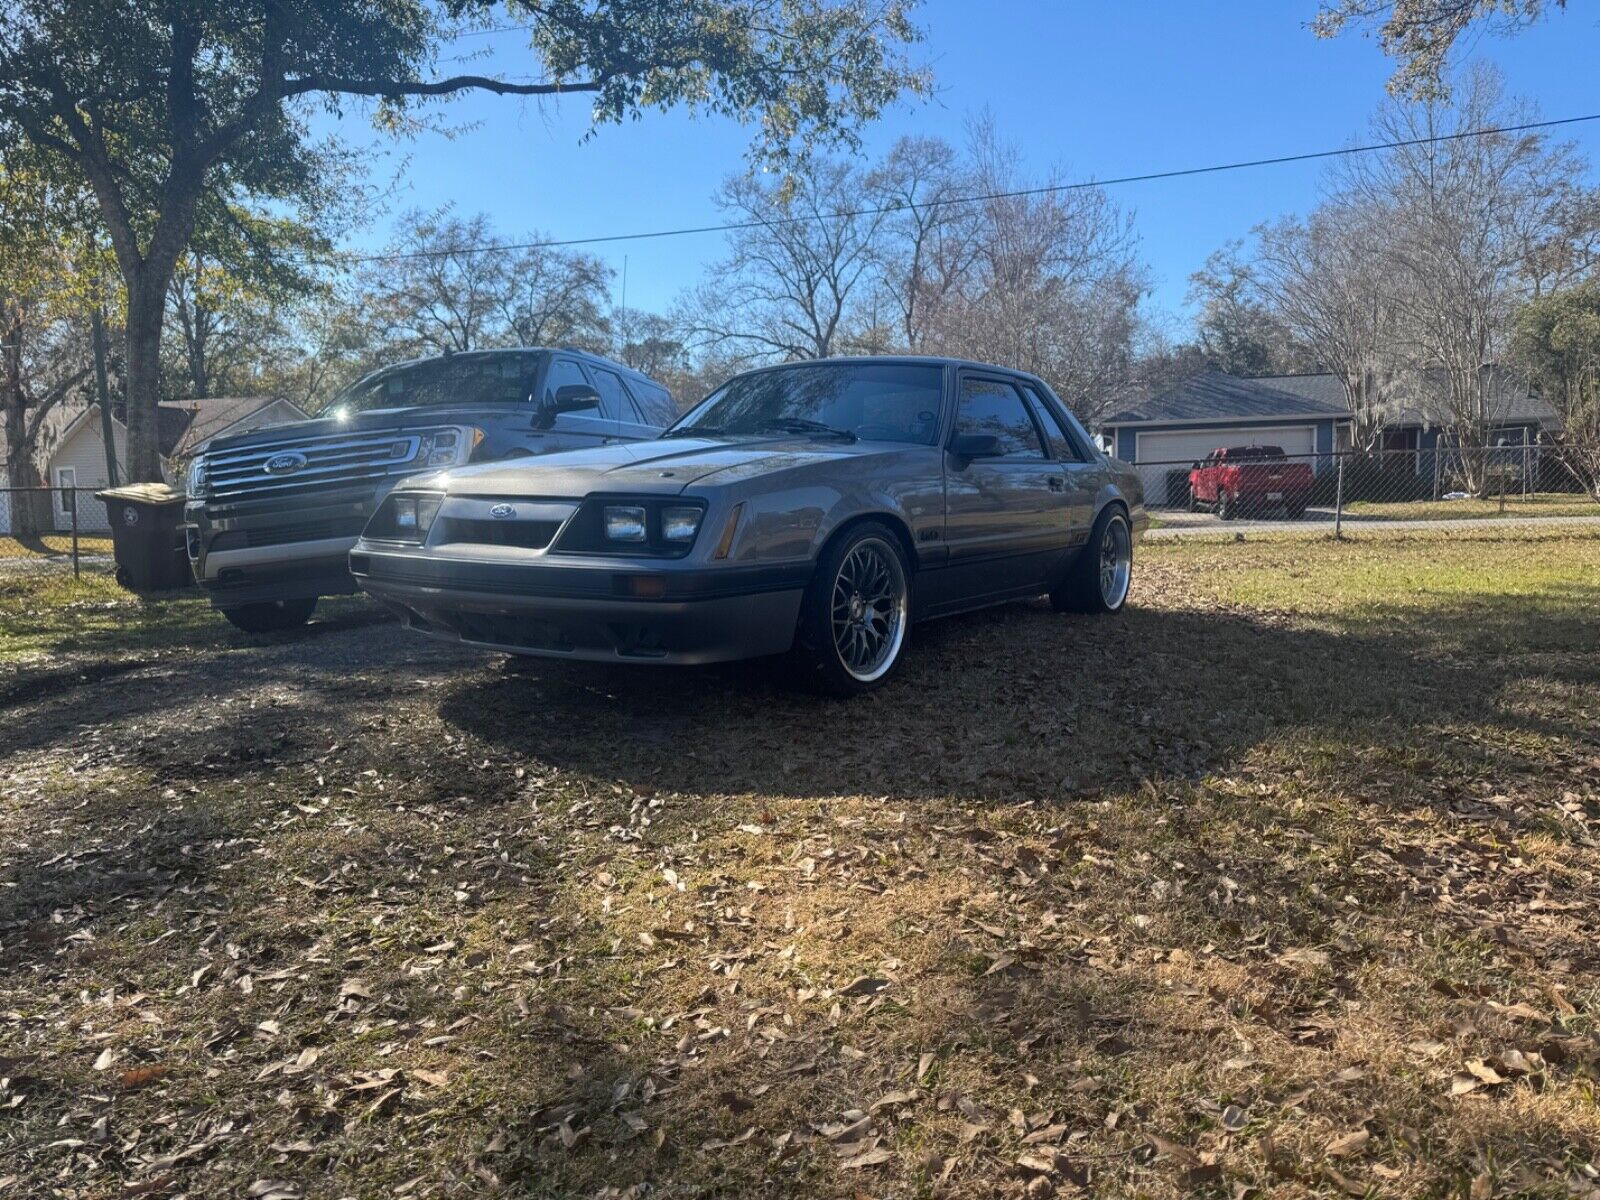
54, 467, 77, 522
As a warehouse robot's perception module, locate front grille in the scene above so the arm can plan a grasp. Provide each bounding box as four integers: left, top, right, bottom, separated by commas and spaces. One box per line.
204, 430, 434, 503
209, 516, 370, 553
435, 517, 560, 550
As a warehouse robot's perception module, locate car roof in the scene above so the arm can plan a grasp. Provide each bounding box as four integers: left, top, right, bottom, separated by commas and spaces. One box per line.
725, 354, 1049, 384
361, 346, 657, 385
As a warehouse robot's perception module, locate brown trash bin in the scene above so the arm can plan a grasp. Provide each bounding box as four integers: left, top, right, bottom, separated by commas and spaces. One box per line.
96, 483, 194, 592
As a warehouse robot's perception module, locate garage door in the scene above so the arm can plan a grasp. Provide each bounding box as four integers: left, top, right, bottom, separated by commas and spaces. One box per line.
1133, 425, 1317, 508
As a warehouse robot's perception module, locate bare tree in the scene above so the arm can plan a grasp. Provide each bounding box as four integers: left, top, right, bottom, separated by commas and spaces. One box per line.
363, 209, 517, 357
1253, 202, 1401, 449
683, 158, 890, 362
1340, 67, 1592, 492
499, 243, 613, 351
865, 136, 983, 351
919, 118, 1147, 424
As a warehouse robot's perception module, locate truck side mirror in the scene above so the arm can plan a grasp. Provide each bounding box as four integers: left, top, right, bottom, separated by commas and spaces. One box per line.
533, 384, 600, 429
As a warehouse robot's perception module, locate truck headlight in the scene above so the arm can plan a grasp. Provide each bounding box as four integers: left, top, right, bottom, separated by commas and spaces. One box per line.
412, 427, 482, 469
661, 506, 703, 543
603, 505, 648, 542
185, 455, 208, 498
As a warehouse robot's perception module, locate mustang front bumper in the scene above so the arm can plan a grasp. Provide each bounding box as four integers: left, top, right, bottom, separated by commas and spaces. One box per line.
349, 546, 810, 665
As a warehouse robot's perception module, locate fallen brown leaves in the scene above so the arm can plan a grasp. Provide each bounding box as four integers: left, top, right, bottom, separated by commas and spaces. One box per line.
1, 535, 1598, 1198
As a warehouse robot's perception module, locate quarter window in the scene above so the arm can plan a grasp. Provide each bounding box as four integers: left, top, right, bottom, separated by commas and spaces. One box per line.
590, 367, 642, 423
955, 379, 1046, 459
1021, 385, 1084, 462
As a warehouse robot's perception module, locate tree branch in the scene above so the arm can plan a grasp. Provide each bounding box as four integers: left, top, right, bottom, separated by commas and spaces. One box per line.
282, 74, 601, 100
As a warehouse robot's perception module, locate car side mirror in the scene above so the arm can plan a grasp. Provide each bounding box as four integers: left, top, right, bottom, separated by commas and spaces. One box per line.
947, 432, 1003, 466
533, 384, 600, 429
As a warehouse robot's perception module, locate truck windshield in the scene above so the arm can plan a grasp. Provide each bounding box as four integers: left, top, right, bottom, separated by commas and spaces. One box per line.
328, 352, 546, 415
669, 362, 944, 444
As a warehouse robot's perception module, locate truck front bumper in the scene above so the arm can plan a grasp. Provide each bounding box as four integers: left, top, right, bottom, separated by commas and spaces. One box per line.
349, 545, 810, 665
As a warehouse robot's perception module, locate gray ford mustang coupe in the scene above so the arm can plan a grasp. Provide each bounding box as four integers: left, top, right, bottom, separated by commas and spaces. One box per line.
349, 357, 1146, 695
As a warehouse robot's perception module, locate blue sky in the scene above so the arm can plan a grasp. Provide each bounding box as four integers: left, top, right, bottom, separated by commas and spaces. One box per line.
312, 0, 1600, 333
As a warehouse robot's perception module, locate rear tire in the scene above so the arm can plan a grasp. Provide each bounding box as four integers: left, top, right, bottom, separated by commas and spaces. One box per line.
1051, 507, 1133, 615
1187, 487, 1200, 513
792, 522, 910, 697
1217, 489, 1236, 520
222, 597, 318, 633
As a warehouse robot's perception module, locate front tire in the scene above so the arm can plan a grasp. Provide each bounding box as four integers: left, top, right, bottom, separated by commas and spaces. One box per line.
222, 597, 317, 633
1217, 488, 1236, 520
792, 523, 910, 697
1051, 507, 1133, 615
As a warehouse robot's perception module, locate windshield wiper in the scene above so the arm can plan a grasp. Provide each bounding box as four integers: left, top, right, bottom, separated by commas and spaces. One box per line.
753, 417, 857, 441
661, 424, 727, 439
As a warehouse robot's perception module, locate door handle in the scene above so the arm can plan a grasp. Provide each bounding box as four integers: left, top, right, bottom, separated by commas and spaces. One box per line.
1047, 476, 1065, 492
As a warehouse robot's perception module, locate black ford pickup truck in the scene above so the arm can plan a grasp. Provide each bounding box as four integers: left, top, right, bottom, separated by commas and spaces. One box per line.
183, 347, 675, 631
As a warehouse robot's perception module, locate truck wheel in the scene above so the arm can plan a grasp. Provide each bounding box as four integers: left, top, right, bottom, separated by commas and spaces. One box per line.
792, 522, 910, 697
1217, 489, 1236, 520
222, 597, 318, 633
1187, 487, 1201, 513
1051, 507, 1132, 615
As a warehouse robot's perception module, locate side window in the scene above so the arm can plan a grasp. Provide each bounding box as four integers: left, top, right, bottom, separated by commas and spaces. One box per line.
955, 379, 1047, 459
626, 379, 677, 428
544, 358, 596, 417
590, 367, 642, 424
1020, 385, 1084, 462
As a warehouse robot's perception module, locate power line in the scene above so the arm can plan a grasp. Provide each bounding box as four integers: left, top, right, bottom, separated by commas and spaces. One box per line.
303, 112, 1600, 267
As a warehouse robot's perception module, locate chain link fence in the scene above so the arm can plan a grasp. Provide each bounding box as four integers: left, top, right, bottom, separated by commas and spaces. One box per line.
0, 488, 115, 580
1135, 442, 1600, 536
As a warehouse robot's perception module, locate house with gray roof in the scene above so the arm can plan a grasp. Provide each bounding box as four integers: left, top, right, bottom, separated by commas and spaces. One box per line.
1097, 367, 1562, 505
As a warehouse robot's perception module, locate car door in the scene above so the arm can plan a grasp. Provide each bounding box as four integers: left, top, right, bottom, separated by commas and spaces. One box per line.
1020, 382, 1102, 547
940, 373, 1075, 603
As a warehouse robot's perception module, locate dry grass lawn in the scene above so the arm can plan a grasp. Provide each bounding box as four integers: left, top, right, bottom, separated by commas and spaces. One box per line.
1, 531, 1598, 1199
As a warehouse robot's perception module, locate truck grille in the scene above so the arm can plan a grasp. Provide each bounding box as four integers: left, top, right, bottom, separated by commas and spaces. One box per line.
204, 431, 429, 503
209, 516, 370, 552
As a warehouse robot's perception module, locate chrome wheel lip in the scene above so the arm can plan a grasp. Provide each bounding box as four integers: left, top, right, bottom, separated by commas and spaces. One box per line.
830, 536, 907, 683
1099, 516, 1132, 610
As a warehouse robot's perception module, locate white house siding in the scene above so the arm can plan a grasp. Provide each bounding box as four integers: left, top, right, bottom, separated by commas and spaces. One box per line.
47, 418, 129, 532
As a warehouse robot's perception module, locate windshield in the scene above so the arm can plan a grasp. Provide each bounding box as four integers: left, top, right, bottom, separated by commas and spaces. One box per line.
327, 351, 546, 415
670, 362, 945, 444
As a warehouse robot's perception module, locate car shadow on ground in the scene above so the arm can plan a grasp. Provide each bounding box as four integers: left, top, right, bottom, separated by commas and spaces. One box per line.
436, 588, 1599, 809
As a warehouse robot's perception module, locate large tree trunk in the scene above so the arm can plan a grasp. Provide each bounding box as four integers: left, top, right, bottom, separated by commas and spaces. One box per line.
123, 274, 166, 482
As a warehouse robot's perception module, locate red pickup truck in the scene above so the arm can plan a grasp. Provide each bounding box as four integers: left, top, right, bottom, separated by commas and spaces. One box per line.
1189, 445, 1312, 519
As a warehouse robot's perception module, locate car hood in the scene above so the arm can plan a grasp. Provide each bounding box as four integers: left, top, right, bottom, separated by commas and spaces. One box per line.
437, 436, 897, 497
201, 404, 529, 454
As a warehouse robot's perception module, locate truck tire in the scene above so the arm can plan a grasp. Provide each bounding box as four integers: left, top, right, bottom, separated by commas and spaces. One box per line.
222, 597, 318, 633
1187, 486, 1201, 513
1217, 489, 1236, 520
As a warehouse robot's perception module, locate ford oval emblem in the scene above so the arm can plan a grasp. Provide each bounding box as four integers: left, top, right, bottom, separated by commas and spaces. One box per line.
489, 503, 516, 520
264, 451, 308, 476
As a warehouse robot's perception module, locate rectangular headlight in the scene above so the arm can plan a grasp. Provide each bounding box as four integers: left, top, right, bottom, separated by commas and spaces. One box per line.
661, 506, 703, 542
370, 493, 442, 543
603, 505, 648, 542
